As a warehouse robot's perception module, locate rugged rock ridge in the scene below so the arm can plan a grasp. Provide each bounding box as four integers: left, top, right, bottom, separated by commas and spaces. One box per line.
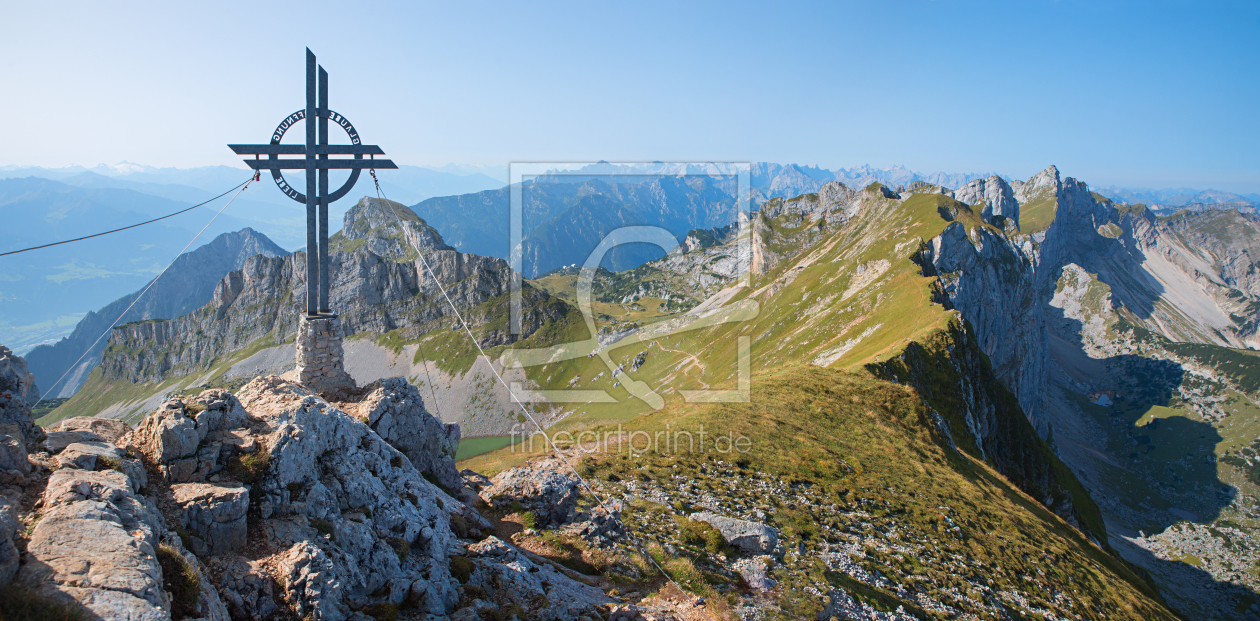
914, 165, 1260, 430
26, 228, 288, 398
915, 211, 1048, 422
897, 166, 1260, 618
629, 172, 1103, 540
101, 200, 567, 385
0, 337, 630, 621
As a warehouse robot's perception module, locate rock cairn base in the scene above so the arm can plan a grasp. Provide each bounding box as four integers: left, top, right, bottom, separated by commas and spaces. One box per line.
295, 314, 356, 400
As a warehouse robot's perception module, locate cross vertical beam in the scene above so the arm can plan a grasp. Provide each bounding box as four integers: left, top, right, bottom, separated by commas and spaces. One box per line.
304, 48, 318, 316
318, 65, 330, 313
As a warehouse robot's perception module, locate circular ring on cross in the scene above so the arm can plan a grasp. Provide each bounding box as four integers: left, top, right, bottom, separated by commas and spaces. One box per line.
268, 109, 363, 204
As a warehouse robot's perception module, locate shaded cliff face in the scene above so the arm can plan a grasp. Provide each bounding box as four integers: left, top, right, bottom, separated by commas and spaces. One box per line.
25, 228, 288, 398
909, 166, 1260, 619
101, 201, 567, 385
916, 215, 1047, 424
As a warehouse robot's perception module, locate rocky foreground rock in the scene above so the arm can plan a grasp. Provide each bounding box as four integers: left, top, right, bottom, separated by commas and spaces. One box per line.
0, 345, 636, 620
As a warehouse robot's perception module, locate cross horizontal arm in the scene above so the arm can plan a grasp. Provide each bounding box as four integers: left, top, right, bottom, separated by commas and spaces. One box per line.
244, 159, 397, 170
228, 144, 387, 155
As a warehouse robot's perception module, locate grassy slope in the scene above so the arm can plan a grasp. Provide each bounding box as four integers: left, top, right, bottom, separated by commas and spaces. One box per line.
623, 367, 1173, 619
465, 365, 1177, 619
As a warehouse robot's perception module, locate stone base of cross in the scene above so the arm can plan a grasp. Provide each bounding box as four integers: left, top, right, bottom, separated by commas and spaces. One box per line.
295, 314, 356, 400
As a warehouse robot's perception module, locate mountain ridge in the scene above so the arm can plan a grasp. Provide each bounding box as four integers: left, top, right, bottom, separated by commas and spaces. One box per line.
23, 227, 287, 398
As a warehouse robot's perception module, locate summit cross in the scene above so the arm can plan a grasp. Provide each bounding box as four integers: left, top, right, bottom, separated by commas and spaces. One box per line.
228, 48, 397, 317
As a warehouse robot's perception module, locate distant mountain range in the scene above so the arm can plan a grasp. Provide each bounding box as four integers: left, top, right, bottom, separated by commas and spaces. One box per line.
0, 162, 506, 203
1091, 184, 1260, 211
413, 175, 741, 277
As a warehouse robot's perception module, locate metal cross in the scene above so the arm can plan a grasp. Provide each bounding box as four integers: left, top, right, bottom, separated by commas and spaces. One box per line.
228, 48, 396, 316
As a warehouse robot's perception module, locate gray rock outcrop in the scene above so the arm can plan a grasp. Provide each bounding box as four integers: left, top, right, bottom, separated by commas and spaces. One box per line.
0, 344, 39, 404
354, 377, 462, 491
0, 434, 29, 478
232, 375, 462, 618
172, 483, 249, 556
560, 499, 626, 548
123, 392, 254, 484
18, 468, 169, 620
1013, 164, 1061, 204
43, 429, 105, 454
0, 344, 44, 455
954, 174, 1019, 228
461, 536, 613, 619
689, 512, 778, 554
478, 456, 581, 528
210, 556, 280, 621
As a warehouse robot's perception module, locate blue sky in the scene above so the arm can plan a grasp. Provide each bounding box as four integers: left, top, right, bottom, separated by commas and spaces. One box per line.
2, 0, 1257, 192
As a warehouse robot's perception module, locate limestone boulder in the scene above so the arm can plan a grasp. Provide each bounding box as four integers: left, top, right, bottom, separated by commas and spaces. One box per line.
172, 482, 249, 556
357, 377, 462, 492
211, 555, 280, 621
479, 456, 581, 528
127, 399, 200, 463
53, 440, 147, 491
124, 392, 258, 483
19, 468, 169, 620
689, 512, 779, 554
55, 440, 125, 470
0, 433, 29, 476
732, 558, 776, 591
459, 535, 612, 620
43, 429, 105, 454
52, 416, 131, 444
